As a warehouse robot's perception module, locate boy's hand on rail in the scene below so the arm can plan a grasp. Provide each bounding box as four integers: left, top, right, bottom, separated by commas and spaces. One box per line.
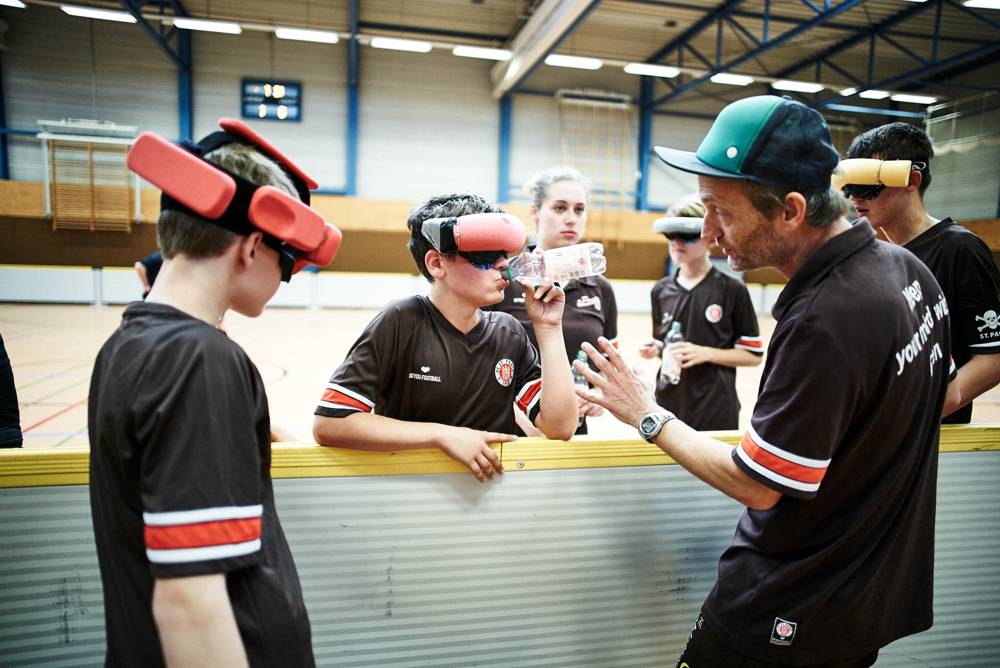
437, 426, 513, 482
574, 338, 659, 430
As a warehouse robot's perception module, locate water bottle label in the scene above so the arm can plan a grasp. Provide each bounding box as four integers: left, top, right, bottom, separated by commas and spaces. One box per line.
546, 246, 594, 282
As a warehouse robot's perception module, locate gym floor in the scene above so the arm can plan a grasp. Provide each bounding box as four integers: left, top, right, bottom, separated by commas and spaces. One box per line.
5, 302, 997, 449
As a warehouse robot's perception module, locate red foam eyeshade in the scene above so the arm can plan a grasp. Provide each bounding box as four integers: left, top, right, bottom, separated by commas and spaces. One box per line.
249, 186, 326, 251
300, 224, 342, 269
453, 213, 526, 253
128, 132, 236, 219
219, 118, 319, 191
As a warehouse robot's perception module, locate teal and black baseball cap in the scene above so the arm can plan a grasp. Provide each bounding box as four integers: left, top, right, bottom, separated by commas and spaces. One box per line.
655, 95, 839, 193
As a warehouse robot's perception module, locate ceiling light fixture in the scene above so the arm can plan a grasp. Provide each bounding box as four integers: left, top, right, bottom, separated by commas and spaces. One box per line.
858, 89, 891, 99
963, 0, 1000, 8
839, 87, 858, 96
772, 79, 825, 93
0, 1, 27, 8
710, 72, 754, 86
370, 37, 433, 53
61, 4, 137, 23
545, 54, 603, 70
453, 45, 511, 61
890, 93, 938, 104
172, 17, 242, 34
623, 63, 680, 78
274, 27, 340, 44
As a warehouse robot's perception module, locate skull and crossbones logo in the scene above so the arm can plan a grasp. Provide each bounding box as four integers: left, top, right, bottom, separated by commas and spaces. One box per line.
976, 310, 999, 331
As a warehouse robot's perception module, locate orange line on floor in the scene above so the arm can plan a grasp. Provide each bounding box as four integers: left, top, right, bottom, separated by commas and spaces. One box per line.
22, 397, 89, 433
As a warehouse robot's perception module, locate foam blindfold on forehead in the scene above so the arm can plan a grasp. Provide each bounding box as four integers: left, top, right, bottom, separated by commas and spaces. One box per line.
127, 119, 341, 272
831, 158, 913, 191
420, 213, 526, 254
652, 216, 703, 236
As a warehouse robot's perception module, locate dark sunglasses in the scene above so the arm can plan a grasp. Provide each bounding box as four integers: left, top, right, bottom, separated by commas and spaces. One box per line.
263, 235, 297, 282
458, 250, 508, 270
841, 183, 886, 201
665, 233, 701, 244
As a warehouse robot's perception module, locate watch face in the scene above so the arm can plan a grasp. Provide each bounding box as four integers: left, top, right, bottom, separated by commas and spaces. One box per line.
640, 416, 657, 434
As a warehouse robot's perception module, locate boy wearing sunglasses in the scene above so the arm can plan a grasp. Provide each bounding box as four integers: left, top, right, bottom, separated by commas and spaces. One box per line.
639, 195, 763, 430
313, 194, 578, 482
845, 122, 1000, 423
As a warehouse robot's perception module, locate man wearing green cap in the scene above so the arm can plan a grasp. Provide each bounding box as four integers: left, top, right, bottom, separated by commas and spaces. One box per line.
576, 95, 957, 666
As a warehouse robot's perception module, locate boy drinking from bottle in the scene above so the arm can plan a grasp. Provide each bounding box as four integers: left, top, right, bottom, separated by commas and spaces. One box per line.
313, 193, 578, 481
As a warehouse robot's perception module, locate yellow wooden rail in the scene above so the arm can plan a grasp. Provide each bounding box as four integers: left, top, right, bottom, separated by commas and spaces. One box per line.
1, 425, 998, 489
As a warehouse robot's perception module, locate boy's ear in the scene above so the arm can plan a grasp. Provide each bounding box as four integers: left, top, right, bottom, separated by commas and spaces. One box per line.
425, 249, 446, 279
237, 231, 265, 268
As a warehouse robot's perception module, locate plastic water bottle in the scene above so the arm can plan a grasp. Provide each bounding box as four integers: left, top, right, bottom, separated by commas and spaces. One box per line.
571, 350, 590, 426
572, 350, 590, 391
661, 321, 683, 385
504, 243, 607, 284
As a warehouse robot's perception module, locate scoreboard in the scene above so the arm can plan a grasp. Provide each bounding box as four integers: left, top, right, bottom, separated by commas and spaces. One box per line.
241, 79, 302, 121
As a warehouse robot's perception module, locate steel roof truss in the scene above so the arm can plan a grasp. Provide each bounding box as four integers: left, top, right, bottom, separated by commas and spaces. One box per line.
646, 0, 862, 109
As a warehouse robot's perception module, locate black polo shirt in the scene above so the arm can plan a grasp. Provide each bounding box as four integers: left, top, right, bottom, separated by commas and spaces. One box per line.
703, 221, 954, 663
904, 218, 1000, 423
486, 268, 617, 434
649, 267, 762, 430
316, 295, 543, 431
89, 302, 313, 668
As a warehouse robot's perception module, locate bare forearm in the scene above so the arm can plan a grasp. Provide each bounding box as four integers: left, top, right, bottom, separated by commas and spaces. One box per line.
654, 420, 780, 510
709, 348, 763, 368
532, 325, 578, 440
949, 355, 1000, 413
153, 575, 248, 668
313, 413, 442, 451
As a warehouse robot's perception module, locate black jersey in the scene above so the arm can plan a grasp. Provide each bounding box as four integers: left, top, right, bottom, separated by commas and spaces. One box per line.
316, 295, 543, 431
649, 267, 762, 430
487, 270, 618, 434
488, 272, 619, 357
703, 221, 954, 663
904, 218, 1000, 423
89, 302, 313, 667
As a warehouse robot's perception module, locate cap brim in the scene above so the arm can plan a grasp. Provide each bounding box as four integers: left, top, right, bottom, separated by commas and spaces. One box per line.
653, 146, 749, 181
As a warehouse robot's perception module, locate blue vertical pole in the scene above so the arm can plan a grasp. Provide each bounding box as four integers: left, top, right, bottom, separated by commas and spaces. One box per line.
345, 0, 359, 196
0, 53, 8, 180
635, 76, 653, 211
497, 93, 512, 203
763, 0, 770, 43
178, 29, 193, 141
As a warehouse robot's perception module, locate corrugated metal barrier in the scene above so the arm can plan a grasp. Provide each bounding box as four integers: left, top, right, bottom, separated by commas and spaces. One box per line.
1, 428, 998, 666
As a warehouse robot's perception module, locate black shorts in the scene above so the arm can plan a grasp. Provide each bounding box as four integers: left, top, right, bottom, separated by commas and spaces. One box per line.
677, 614, 879, 668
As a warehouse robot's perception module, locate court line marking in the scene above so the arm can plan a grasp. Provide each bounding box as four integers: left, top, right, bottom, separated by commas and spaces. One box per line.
22, 397, 89, 433
53, 427, 89, 448
15, 361, 92, 392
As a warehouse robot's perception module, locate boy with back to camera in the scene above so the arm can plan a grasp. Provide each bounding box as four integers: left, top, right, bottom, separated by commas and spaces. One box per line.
313, 193, 578, 482
89, 119, 341, 666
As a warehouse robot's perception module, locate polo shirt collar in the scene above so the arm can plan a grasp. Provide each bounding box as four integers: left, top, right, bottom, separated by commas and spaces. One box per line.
772, 219, 876, 320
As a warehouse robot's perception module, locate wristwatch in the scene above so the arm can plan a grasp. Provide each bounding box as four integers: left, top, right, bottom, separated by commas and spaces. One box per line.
638, 410, 676, 443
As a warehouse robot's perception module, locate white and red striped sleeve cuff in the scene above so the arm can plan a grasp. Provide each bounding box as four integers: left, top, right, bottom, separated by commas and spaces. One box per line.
735, 335, 765, 354
143, 504, 263, 564
317, 383, 375, 414
515, 379, 542, 416
734, 426, 830, 496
